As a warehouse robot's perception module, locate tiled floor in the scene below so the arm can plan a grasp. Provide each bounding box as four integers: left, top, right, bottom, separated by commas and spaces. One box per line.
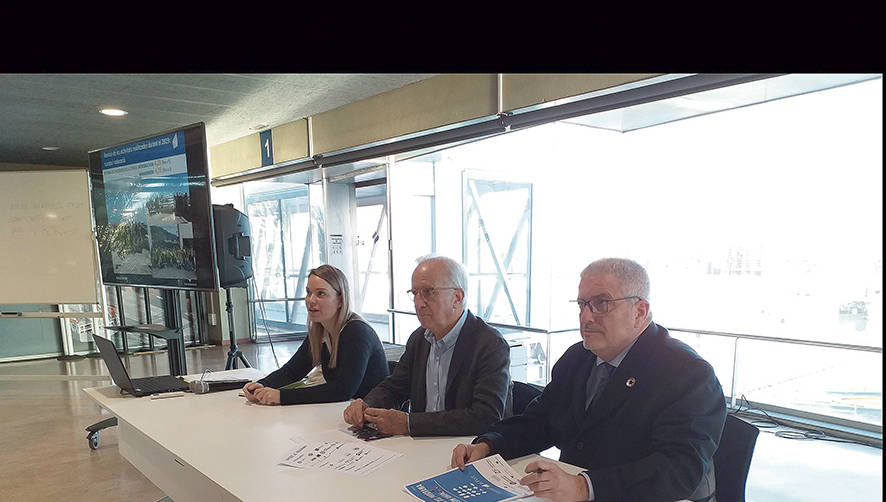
0, 341, 881, 502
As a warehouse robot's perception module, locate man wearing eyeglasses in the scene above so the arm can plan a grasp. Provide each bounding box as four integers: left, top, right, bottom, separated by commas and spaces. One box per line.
450, 258, 726, 502
343, 255, 511, 436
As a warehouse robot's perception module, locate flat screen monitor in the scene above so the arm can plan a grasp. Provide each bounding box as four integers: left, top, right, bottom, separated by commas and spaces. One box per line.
88, 122, 218, 291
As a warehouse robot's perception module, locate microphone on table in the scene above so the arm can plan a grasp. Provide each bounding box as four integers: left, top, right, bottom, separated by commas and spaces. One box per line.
188, 379, 251, 394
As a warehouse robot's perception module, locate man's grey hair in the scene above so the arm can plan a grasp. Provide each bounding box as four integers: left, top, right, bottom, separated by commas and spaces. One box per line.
581, 257, 651, 302
416, 254, 468, 306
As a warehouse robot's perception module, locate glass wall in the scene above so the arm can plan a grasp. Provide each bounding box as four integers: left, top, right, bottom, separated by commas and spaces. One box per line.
235, 75, 882, 429
98, 285, 201, 351
243, 181, 313, 339
353, 179, 391, 341
385, 76, 882, 427
239, 165, 393, 342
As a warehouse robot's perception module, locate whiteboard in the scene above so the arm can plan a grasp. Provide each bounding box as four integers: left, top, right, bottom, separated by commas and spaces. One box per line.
0, 170, 99, 304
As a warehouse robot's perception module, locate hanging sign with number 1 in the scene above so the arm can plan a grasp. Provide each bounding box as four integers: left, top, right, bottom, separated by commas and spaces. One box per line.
259, 129, 274, 167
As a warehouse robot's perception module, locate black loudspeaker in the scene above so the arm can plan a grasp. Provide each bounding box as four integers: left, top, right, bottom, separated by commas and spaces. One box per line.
212, 203, 254, 370
212, 204, 253, 288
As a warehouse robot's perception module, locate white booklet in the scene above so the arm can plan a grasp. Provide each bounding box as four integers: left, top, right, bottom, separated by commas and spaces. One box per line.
182, 367, 266, 383
280, 433, 402, 476
404, 454, 534, 502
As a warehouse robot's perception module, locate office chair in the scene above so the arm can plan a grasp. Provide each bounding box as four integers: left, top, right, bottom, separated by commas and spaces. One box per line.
512, 381, 544, 415
713, 414, 760, 502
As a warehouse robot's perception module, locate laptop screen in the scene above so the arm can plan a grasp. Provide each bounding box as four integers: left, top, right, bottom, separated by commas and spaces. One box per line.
92, 334, 135, 393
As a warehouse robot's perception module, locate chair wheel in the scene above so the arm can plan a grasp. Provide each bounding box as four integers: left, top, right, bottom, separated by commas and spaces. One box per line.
88, 432, 99, 450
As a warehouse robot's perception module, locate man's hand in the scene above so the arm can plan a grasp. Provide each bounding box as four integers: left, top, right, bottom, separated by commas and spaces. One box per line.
519, 459, 589, 502
450, 442, 491, 470
363, 408, 409, 435
252, 387, 281, 406
343, 398, 369, 426
243, 382, 264, 403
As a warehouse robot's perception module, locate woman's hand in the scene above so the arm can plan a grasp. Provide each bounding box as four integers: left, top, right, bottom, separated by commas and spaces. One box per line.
252, 387, 281, 406
243, 382, 264, 403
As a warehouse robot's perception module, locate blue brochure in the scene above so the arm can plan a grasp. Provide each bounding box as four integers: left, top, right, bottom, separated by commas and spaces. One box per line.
404, 455, 532, 502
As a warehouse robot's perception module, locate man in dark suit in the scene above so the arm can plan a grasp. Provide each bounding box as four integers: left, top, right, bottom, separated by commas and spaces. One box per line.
343, 255, 511, 436
451, 258, 726, 502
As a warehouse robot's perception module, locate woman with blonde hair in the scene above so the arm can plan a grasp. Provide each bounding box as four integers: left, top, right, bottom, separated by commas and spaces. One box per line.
243, 264, 389, 406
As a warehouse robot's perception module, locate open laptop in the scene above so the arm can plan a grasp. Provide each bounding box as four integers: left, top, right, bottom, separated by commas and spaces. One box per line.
93, 334, 190, 397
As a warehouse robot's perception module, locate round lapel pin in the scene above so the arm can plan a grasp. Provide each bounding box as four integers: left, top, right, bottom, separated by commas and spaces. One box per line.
626, 377, 637, 387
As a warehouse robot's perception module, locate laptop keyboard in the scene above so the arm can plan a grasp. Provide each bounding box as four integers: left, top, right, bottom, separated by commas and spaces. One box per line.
130, 375, 190, 394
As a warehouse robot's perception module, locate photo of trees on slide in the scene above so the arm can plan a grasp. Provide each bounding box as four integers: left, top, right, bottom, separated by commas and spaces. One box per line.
98, 166, 198, 280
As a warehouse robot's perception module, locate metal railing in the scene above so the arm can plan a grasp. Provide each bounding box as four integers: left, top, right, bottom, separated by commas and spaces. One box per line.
248, 297, 307, 303
387, 308, 883, 440
664, 326, 882, 353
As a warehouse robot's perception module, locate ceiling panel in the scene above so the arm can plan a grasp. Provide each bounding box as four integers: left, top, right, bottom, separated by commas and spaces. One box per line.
0, 73, 436, 167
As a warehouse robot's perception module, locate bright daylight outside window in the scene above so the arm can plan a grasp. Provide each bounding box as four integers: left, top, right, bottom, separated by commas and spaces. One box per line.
244, 182, 313, 339
388, 76, 882, 426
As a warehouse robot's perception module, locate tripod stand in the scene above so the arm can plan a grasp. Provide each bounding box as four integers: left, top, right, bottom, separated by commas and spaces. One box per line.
224, 286, 251, 370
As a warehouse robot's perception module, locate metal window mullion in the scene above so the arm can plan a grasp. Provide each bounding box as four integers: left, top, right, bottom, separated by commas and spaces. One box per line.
385, 157, 396, 344
143, 288, 154, 350
360, 202, 387, 308
292, 223, 313, 329
195, 291, 205, 345
731, 337, 740, 408
277, 198, 290, 325
115, 286, 127, 353
525, 186, 533, 325
430, 161, 437, 253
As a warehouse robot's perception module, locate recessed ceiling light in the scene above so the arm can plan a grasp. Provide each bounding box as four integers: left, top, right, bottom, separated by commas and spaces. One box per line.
41, 146, 61, 151
249, 123, 269, 131
99, 108, 128, 116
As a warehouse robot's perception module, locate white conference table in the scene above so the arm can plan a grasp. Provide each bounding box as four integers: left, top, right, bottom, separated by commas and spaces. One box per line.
84, 372, 585, 502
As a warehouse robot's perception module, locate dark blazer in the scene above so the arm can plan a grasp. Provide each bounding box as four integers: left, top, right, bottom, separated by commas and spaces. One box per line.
362, 309, 511, 436
477, 322, 726, 502
258, 318, 389, 405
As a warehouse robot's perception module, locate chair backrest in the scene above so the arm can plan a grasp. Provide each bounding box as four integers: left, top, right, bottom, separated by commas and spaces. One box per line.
384, 360, 411, 411
713, 414, 760, 502
512, 381, 544, 415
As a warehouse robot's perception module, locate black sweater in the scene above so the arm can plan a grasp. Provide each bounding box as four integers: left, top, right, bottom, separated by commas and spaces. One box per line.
257, 319, 389, 405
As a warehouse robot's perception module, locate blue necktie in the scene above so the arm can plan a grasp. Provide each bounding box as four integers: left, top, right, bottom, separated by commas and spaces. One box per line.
585, 362, 615, 411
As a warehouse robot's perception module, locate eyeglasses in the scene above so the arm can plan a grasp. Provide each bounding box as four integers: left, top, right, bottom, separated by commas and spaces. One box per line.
571, 296, 641, 314
407, 287, 458, 300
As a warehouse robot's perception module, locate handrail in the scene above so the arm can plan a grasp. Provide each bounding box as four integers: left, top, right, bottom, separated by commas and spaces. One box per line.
386, 308, 881, 439
665, 326, 882, 353
248, 297, 307, 303
387, 309, 883, 353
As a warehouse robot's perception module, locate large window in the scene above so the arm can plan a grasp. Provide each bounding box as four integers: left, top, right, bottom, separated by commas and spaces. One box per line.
234, 75, 882, 429
354, 180, 391, 340
386, 76, 882, 426
463, 174, 533, 326
244, 182, 313, 339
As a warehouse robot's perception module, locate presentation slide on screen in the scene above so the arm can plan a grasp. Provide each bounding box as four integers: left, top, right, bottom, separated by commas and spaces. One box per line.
100, 131, 197, 281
